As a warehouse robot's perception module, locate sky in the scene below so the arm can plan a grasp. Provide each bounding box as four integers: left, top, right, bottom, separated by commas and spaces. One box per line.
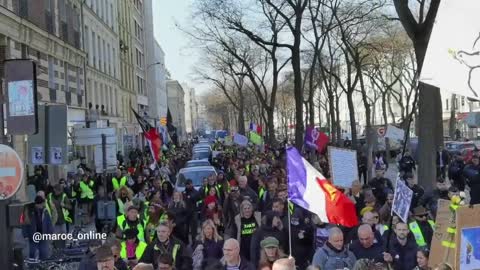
152, 0, 207, 95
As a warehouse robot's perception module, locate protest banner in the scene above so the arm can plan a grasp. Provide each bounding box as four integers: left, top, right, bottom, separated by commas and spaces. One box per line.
233, 134, 248, 147
429, 199, 456, 268
385, 125, 405, 141
327, 147, 358, 187
456, 204, 480, 270
391, 180, 413, 223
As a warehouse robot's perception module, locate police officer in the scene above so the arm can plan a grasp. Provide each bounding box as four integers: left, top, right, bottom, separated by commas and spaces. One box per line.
463, 154, 480, 205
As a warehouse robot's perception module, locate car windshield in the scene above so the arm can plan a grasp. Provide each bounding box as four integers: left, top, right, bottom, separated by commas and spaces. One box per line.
186, 161, 210, 167
193, 151, 210, 159
177, 170, 215, 187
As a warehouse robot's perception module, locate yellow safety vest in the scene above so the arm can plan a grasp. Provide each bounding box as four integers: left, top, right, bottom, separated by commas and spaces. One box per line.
409, 220, 435, 247
112, 176, 127, 191
154, 242, 181, 263
258, 187, 266, 200
204, 185, 221, 196
120, 241, 147, 260
117, 215, 145, 242
79, 181, 94, 199
48, 193, 72, 223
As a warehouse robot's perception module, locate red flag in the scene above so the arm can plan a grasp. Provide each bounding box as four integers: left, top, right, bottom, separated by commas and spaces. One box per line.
317, 132, 329, 153
131, 108, 163, 163
256, 125, 262, 135
317, 177, 359, 227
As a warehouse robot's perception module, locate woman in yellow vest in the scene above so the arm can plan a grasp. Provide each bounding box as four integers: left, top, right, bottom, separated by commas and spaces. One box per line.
121, 228, 148, 268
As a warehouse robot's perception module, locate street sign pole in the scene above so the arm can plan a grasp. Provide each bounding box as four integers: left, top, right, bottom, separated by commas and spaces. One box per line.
102, 134, 107, 192
0, 199, 13, 270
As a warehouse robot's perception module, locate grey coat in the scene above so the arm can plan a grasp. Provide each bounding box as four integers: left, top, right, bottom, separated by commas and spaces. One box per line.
312, 244, 356, 270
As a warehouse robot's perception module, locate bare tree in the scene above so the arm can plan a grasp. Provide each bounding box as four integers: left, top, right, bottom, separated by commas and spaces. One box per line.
394, 0, 441, 189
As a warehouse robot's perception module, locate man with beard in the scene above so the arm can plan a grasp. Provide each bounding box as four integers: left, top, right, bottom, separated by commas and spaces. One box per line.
420, 178, 450, 218
383, 222, 418, 270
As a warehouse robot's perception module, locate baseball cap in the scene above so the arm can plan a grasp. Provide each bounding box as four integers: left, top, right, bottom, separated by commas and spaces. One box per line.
261, 237, 279, 249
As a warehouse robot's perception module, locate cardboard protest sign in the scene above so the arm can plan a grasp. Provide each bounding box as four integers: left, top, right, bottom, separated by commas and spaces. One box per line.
429, 199, 456, 268
327, 147, 358, 187
391, 180, 413, 223
456, 204, 480, 270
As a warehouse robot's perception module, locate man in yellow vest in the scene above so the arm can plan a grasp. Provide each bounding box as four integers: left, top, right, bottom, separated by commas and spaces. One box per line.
112, 169, 128, 192
48, 184, 72, 248
78, 173, 95, 224
120, 228, 148, 268
116, 205, 145, 242
409, 206, 435, 247
138, 223, 187, 269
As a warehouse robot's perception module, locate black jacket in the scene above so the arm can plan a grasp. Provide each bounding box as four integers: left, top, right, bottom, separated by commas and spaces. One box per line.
463, 164, 480, 204
349, 240, 384, 262
385, 236, 418, 270
183, 187, 201, 213
223, 257, 255, 270
139, 237, 191, 270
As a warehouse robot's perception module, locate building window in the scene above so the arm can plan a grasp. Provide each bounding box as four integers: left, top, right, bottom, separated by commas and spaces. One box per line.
48, 56, 55, 89
455, 97, 458, 109
84, 25, 89, 62
103, 39, 106, 72
113, 48, 116, 78
107, 43, 111, 75
64, 63, 69, 92
92, 31, 96, 67
98, 36, 101, 70
462, 97, 465, 106
446, 99, 449, 110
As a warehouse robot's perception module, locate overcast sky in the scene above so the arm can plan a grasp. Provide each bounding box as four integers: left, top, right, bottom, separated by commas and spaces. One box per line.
152, 0, 208, 95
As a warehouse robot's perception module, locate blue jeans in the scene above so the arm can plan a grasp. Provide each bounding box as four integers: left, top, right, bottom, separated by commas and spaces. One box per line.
29, 240, 49, 260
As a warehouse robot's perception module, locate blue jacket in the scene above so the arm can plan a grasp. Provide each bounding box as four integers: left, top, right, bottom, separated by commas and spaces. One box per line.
22, 208, 54, 239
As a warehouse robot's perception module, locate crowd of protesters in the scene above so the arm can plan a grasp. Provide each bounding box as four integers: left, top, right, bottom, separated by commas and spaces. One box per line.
21, 136, 480, 270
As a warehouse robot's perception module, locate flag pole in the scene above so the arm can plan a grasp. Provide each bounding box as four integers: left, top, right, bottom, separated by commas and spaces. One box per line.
287, 199, 292, 257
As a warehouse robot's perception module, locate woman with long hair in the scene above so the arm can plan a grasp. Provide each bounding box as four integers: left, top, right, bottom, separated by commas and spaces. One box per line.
168, 191, 188, 243
160, 180, 174, 205
258, 237, 286, 269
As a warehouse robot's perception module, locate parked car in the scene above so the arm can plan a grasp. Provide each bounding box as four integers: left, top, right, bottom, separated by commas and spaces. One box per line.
175, 166, 217, 192
445, 141, 477, 155
185, 160, 211, 168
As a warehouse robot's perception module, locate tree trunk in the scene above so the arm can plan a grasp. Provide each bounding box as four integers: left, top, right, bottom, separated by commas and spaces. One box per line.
346, 92, 358, 149
335, 95, 342, 144
449, 94, 456, 139
266, 108, 275, 145
237, 92, 246, 135
309, 95, 315, 126
328, 93, 336, 143
417, 82, 443, 189
382, 93, 391, 162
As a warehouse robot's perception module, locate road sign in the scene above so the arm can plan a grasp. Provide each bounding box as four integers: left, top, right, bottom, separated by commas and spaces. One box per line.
75, 136, 116, 146
94, 144, 117, 173
31, 146, 44, 165
74, 127, 116, 146
0, 145, 24, 200
49, 147, 63, 165
377, 127, 386, 137
74, 127, 116, 138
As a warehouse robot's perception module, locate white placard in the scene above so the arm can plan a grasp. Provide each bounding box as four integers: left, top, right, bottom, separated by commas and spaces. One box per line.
420, 0, 480, 99
31, 146, 44, 165
391, 180, 413, 223
50, 147, 63, 165
328, 147, 358, 187
233, 134, 248, 147
385, 125, 405, 141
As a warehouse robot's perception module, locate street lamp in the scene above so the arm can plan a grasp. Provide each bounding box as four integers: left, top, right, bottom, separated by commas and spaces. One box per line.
147, 62, 162, 70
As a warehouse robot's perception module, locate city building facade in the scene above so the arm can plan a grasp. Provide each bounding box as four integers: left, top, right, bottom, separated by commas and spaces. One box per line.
167, 80, 186, 141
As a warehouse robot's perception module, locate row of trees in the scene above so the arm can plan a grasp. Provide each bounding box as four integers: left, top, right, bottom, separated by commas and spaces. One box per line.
191, 0, 442, 188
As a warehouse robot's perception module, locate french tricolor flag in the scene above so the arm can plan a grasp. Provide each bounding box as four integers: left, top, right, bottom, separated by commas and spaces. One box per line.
287, 147, 358, 227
